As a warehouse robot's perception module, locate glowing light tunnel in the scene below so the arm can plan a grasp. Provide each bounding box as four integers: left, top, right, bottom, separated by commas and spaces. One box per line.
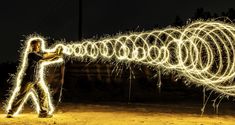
61, 21, 235, 97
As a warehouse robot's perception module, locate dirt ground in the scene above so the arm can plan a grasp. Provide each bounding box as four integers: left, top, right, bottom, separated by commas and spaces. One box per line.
0, 102, 235, 125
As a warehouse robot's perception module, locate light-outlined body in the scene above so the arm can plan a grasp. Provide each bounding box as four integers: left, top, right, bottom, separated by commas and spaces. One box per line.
6, 37, 63, 118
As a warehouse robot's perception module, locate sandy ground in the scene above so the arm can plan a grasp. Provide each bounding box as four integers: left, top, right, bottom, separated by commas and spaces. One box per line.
0, 102, 235, 125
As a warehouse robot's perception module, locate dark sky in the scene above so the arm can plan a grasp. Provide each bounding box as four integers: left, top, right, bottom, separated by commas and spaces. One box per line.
1, 0, 235, 62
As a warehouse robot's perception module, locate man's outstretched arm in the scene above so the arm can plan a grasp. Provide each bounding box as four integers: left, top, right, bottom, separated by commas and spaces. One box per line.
42, 47, 63, 60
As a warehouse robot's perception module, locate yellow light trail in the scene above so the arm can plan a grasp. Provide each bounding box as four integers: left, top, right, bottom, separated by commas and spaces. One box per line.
60, 21, 235, 97
6, 20, 235, 116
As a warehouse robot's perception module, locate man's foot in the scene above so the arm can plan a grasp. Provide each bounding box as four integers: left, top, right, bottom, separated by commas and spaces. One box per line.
38, 112, 53, 118
6, 112, 13, 118
6, 110, 14, 118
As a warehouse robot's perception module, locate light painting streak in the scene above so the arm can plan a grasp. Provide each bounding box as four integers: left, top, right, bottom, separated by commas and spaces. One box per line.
7, 20, 235, 116
59, 21, 235, 97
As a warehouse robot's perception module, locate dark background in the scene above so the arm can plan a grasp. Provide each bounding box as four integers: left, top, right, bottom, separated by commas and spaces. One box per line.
1, 0, 235, 108
1, 0, 235, 62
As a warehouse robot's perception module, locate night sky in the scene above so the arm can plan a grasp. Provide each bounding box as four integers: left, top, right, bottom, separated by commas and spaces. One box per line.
0, 0, 235, 62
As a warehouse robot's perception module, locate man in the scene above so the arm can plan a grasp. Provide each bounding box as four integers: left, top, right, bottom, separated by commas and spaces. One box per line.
7, 39, 62, 118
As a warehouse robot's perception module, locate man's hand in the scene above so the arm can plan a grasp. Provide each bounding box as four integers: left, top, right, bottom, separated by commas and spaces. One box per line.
40, 55, 61, 62
55, 46, 63, 56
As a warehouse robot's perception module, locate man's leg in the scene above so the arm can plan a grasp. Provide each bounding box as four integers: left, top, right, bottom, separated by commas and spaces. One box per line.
33, 83, 52, 118
7, 82, 34, 117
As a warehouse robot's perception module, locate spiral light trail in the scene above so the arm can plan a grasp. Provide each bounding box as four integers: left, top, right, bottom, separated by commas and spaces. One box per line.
60, 21, 235, 97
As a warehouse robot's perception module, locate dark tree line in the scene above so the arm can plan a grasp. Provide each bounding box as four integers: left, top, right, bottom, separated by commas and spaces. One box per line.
173, 8, 235, 26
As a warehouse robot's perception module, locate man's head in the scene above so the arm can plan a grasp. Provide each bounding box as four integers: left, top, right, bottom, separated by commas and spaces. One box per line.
30, 39, 41, 52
